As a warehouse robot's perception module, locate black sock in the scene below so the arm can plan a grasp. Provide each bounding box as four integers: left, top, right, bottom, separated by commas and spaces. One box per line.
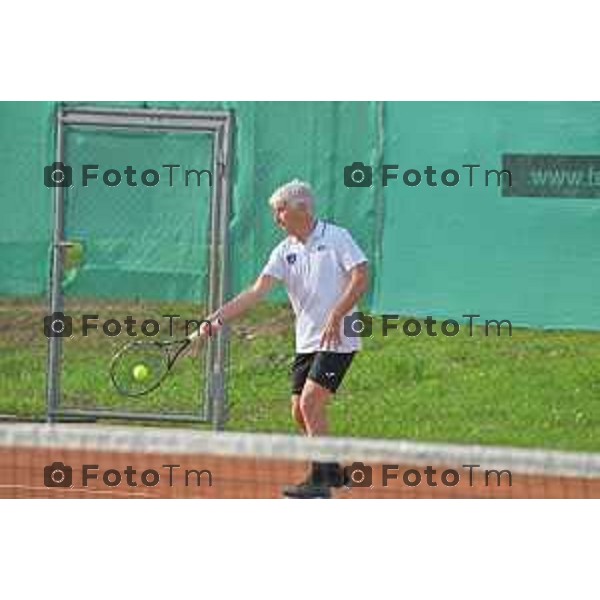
311, 462, 342, 485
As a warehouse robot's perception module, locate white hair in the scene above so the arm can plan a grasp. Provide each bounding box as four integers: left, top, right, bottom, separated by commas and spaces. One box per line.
268, 179, 315, 212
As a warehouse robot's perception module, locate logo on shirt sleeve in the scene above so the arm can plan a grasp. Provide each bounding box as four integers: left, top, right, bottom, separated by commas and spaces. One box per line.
286, 253, 297, 265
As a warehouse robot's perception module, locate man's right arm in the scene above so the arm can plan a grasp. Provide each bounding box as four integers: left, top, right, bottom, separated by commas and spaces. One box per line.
198, 274, 279, 339
213, 274, 277, 323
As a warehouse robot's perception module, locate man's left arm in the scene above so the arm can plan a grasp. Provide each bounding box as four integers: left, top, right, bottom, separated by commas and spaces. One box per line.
320, 262, 369, 349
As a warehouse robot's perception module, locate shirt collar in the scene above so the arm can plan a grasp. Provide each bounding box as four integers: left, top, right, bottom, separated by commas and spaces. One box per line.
291, 219, 324, 246
306, 219, 322, 244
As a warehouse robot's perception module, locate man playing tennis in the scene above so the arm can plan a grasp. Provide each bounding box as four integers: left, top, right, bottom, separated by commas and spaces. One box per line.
194, 180, 369, 498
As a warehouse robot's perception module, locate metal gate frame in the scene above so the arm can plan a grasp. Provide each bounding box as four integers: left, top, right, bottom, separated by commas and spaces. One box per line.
46, 106, 234, 429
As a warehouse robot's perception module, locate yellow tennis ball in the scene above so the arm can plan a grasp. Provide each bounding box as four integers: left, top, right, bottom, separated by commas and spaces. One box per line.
132, 364, 150, 381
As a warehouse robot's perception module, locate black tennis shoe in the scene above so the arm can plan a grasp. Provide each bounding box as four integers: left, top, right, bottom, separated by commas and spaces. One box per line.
282, 479, 332, 499
281, 462, 345, 498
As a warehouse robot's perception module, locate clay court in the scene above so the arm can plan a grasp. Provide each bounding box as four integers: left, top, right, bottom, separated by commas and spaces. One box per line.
1, 424, 598, 499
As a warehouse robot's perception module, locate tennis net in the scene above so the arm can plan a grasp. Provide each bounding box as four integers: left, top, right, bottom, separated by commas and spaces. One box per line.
1, 423, 599, 498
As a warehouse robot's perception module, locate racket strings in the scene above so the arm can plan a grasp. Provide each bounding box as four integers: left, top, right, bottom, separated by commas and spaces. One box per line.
110, 343, 170, 396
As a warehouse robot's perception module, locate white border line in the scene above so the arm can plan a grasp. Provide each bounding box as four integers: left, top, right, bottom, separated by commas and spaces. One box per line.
0, 483, 151, 498
1, 423, 599, 479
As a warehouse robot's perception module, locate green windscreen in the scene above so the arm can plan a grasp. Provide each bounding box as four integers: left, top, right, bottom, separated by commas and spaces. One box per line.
372, 101, 600, 330
2, 101, 600, 329
0, 101, 54, 296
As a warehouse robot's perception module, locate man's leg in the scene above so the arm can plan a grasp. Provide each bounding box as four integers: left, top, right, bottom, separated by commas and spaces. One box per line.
284, 356, 322, 497
291, 394, 307, 433
283, 381, 336, 498
283, 353, 355, 498
290, 354, 312, 434
298, 379, 331, 437
299, 379, 345, 488
299, 351, 355, 437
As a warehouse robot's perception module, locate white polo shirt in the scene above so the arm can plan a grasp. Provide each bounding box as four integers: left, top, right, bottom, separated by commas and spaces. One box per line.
261, 220, 368, 354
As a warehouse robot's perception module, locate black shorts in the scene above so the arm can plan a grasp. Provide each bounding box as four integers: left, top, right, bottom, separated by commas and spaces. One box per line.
291, 351, 356, 395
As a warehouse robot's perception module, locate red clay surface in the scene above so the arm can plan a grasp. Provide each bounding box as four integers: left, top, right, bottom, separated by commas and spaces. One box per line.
1, 446, 598, 498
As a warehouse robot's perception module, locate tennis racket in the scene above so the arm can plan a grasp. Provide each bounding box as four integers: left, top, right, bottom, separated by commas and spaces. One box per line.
110, 330, 202, 397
